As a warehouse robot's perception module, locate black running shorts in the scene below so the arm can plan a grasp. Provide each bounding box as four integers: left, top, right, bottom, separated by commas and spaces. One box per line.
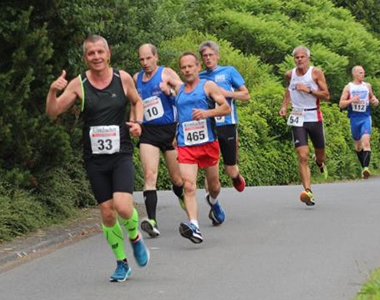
138, 123, 176, 152
292, 121, 325, 149
85, 153, 134, 204
216, 124, 238, 166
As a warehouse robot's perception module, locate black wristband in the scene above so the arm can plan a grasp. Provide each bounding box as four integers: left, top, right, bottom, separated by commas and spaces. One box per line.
308, 89, 313, 94
134, 121, 143, 126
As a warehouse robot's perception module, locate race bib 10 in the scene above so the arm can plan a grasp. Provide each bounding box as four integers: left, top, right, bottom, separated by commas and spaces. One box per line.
143, 96, 164, 121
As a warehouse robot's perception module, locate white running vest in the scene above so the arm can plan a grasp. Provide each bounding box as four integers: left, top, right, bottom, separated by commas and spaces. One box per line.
348, 82, 370, 117
349, 82, 369, 103
288, 66, 322, 122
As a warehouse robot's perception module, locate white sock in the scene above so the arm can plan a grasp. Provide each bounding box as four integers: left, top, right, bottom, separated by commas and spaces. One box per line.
208, 195, 218, 205
190, 220, 199, 228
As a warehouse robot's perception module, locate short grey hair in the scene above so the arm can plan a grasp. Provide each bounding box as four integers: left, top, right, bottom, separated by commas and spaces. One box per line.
292, 45, 310, 58
83, 35, 109, 55
198, 41, 219, 55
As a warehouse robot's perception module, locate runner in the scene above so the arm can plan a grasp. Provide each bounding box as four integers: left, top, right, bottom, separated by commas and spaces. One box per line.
134, 44, 184, 238
172, 51, 230, 243
46, 35, 149, 282
339, 65, 379, 179
199, 41, 250, 192
279, 46, 330, 206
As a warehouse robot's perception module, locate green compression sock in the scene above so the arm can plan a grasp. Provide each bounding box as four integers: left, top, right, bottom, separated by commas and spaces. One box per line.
102, 221, 126, 261
119, 208, 139, 240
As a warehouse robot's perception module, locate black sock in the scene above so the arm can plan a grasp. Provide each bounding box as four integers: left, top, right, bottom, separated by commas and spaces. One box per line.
143, 190, 157, 221
362, 151, 371, 168
172, 184, 184, 198
356, 149, 364, 167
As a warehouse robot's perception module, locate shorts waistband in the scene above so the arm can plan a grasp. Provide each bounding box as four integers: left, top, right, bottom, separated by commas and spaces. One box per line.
303, 107, 317, 111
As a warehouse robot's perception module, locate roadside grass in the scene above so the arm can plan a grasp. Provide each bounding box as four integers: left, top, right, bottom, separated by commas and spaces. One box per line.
355, 268, 380, 300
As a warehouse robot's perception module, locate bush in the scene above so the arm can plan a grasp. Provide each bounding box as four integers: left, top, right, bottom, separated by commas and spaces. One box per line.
0, 181, 46, 242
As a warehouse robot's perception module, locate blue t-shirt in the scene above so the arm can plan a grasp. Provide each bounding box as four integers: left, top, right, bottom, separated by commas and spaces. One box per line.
199, 65, 245, 126
136, 66, 176, 125
175, 79, 217, 147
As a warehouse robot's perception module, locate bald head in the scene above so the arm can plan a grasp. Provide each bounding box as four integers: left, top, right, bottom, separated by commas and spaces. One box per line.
352, 65, 365, 83
352, 65, 364, 75
138, 43, 158, 56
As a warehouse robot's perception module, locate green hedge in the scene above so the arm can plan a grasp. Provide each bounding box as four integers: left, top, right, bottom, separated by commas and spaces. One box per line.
1, 0, 380, 241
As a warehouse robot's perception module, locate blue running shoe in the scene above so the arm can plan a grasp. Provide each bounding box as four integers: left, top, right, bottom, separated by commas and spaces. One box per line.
110, 260, 132, 282
130, 234, 150, 267
179, 222, 203, 244
205, 193, 225, 226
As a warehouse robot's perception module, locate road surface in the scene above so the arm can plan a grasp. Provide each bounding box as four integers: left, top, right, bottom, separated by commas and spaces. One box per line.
0, 178, 379, 300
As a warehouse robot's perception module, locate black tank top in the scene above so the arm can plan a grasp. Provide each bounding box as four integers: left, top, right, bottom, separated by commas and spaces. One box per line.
80, 69, 133, 159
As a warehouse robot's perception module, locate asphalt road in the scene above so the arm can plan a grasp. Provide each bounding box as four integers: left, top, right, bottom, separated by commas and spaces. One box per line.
0, 178, 379, 300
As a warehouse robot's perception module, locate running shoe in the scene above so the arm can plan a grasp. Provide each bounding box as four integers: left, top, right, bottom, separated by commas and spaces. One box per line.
179, 222, 203, 244
205, 193, 226, 225
232, 174, 246, 192
130, 234, 150, 267
362, 167, 371, 179
141, 219, 160, 238
313, 155, 328, 180
110, 260, 132, 282
300, 189, 315, 206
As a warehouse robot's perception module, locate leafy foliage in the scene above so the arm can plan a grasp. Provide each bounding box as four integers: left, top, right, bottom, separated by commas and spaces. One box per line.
1, 0, 380, 240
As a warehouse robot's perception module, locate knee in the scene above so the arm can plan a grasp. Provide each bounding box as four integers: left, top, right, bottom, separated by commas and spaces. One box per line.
298, 154, 309, 165
144, 169, 157, 185
101, 207, 117, 226
183, 180, 196, 196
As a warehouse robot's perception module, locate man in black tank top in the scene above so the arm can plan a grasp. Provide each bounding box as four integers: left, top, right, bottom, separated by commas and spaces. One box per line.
279, 46, 330, 206
46, 35, 149, 282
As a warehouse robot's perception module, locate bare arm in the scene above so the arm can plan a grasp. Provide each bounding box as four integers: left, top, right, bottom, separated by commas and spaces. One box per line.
312, 68, 330, 101
130, 72, 140, 122
192, 81, 231, 120
46, 70, 81, 119
121, 71, 144, 137
367, 83, 379, 106
220, 85, 250, 102
160, 67, 183, 96
339, 85, 358, 109
279, 71, 291, 117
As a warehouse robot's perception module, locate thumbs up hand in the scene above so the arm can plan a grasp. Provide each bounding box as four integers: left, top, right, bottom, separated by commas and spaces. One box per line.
50, 70, 68, 92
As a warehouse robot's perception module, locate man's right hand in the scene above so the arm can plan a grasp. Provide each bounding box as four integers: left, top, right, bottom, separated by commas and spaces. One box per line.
279, 107, 287, 117
350, 95, 361, 103
50, 70, 68, 92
